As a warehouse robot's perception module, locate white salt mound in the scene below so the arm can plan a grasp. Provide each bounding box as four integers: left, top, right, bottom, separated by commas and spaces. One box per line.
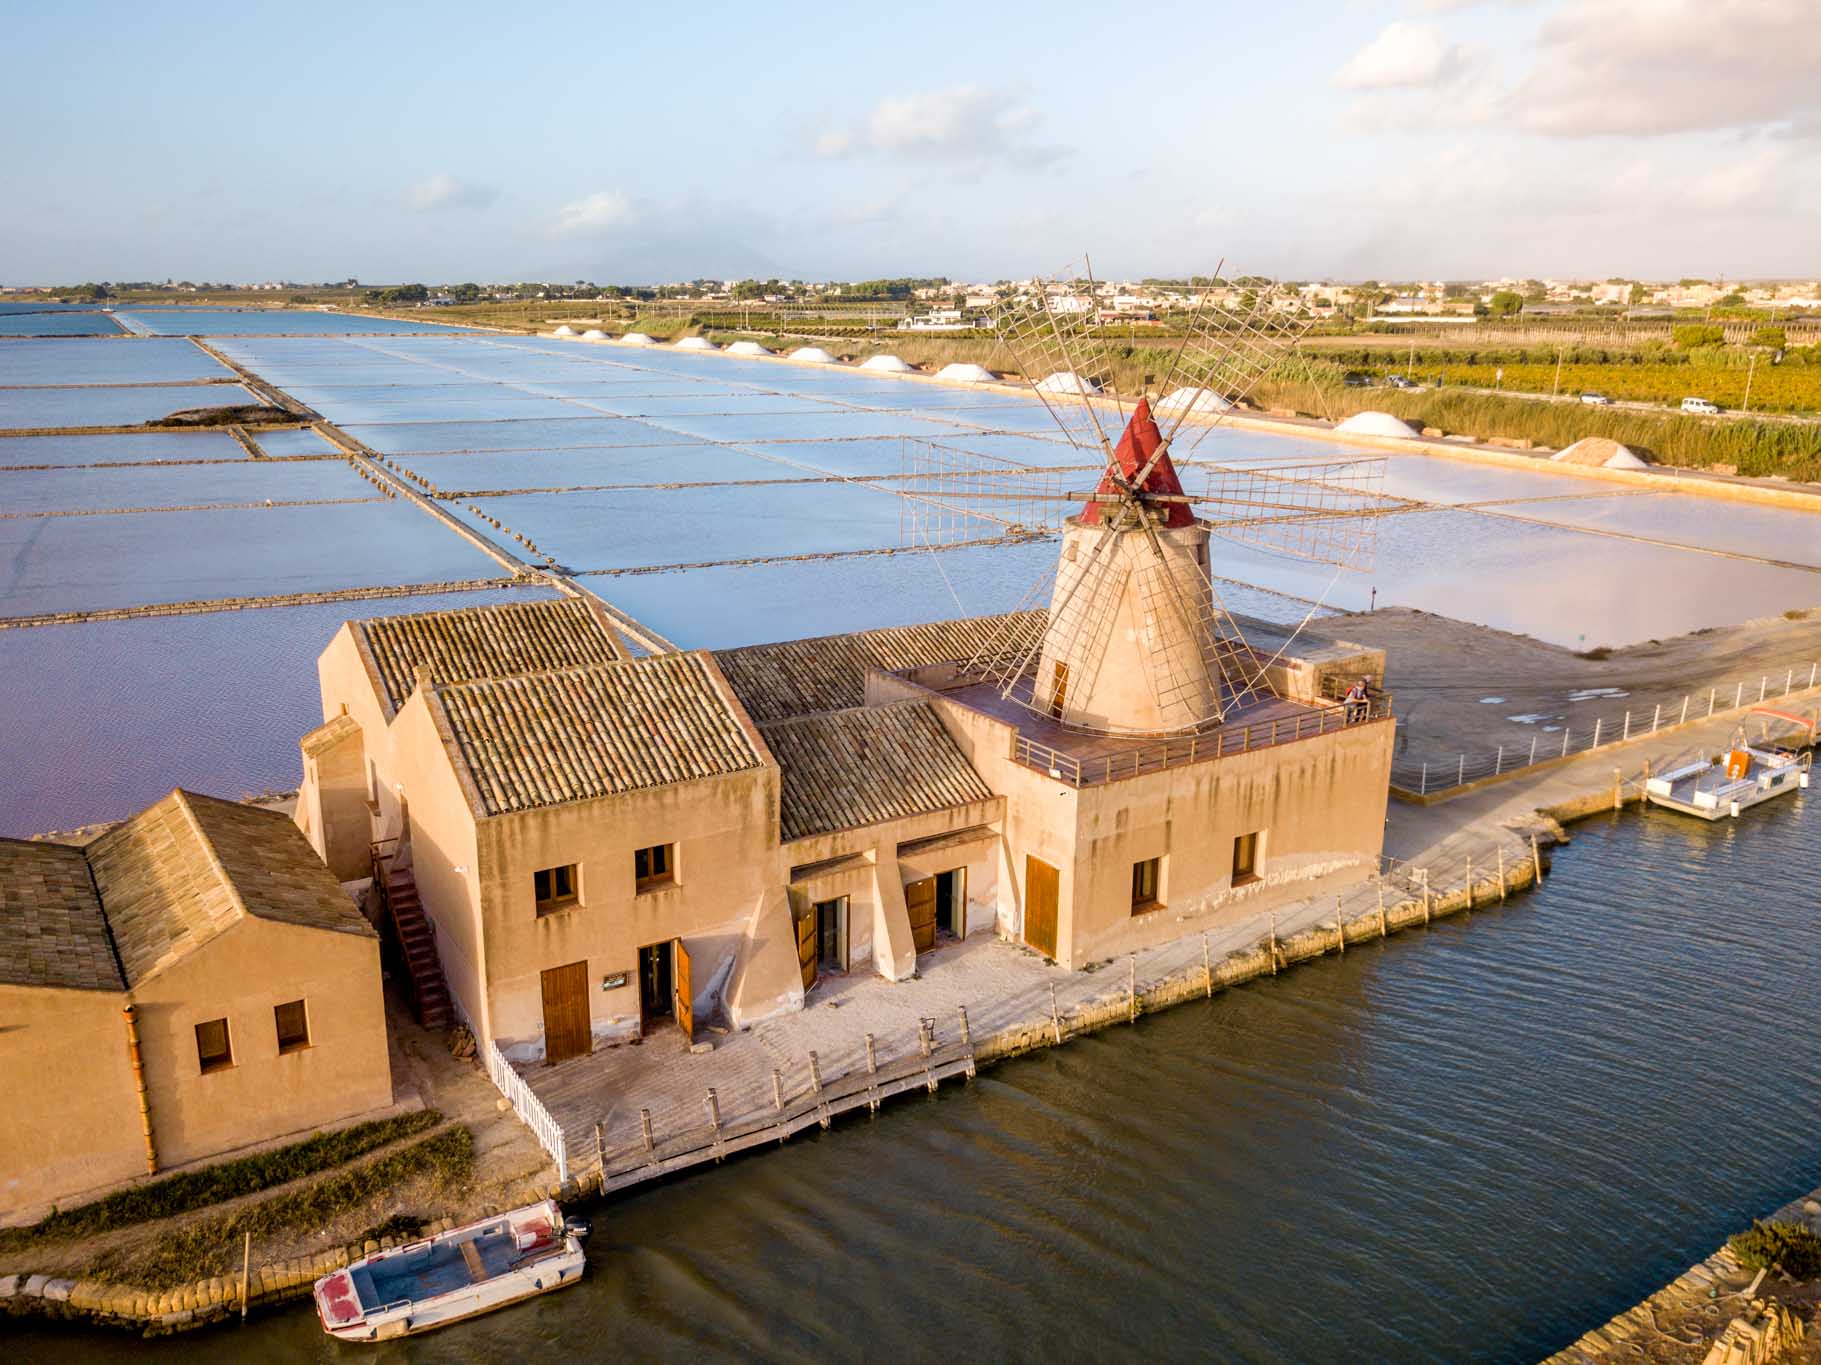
1551, 437, 1651, 470
726, 340, 774, 357
1155, 387, 1233, 418
674, 336, 719, 351
618, 332, 656, 346
789, 346, 837, 363
552, 325, 577, 337
1334, 410, 1420, 439
936, 362, 996, 383
581, 329, 607, 340
860, 354, 912, 373
1036, 371, 1101, 395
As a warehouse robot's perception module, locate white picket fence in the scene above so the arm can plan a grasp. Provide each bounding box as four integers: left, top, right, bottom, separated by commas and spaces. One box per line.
1392, 658, 1820, 796
484, 1038, 569, 1185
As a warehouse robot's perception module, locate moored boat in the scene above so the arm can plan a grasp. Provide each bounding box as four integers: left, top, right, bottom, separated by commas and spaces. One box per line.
1644, 707, 1815, 821
313, 1199, 588, 1341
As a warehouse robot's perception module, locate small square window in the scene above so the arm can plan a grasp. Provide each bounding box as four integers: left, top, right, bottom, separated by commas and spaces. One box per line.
274, 999, 310, 1053
195, 1017, 233, 1073
1232, 831, 1262, 887
1131, 857, 1163, 914
534, 863, 579, 916
635, 843, 675, 893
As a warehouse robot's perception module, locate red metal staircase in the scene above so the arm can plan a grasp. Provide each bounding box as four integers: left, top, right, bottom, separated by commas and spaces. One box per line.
376, 853, 453, 1031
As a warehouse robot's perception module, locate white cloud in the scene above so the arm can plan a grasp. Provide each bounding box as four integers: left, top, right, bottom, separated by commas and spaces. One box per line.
549, 190, 636, 238
1333, 21, 1469, 90
1516, 0, 1821, 137
813, 85, 1059, 166
405, 173, 496, 212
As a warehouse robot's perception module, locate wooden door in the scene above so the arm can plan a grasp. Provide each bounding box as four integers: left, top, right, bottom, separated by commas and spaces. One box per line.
672, 938, 694, 1043
905, 876, 937, 953
795, 909, 818, 990
540, 960, 591, 1065
1024, 856, 1059, 959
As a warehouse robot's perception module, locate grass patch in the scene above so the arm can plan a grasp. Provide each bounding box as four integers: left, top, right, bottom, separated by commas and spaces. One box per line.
1728, 1220, 1821, 1278
0, 1110, 441, 1249
1248, 378, 1821, 482
97, 1126, 473, 1290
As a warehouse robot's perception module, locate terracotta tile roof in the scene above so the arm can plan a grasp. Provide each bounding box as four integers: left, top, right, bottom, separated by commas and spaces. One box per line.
436, 653, 764, 817
713, 610, 1046, 724
356, 597, 626, 714
0, 838, 123, 991
759, 701, 995, 842
86, 790, 375, 987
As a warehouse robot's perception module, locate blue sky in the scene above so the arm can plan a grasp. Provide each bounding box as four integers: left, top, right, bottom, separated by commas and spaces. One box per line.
3, 0, 1816, 284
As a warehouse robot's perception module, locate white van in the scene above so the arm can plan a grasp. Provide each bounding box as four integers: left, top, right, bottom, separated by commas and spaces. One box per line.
1680, 396, 1720, 415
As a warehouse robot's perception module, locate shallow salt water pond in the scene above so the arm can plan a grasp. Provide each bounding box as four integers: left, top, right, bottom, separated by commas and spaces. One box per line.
2, 323, 1819, 832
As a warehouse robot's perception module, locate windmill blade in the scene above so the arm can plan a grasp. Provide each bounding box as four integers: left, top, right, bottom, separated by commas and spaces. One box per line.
1184, 454, 1391, 571
896, 439, 1097, 547
1152, 278, 1316, 452
993, 262, 1123, 460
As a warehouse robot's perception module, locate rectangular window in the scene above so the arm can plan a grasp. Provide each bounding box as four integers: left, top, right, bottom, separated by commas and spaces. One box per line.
635, 843, 675, 893
1131, 857, 1163, 913
1232, 831, 1262, 887
195, 1017, 233, 1073
274, 999, 310, 1053
534, 863, 579, 916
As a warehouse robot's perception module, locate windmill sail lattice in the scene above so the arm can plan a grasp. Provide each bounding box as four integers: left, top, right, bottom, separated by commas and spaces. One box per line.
891, 261, 1390, 735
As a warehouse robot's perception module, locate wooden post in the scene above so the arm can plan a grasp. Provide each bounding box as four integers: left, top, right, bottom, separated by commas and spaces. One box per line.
1377, 881, 1388, 938
1464, 857, 1473, 911
1202, 933, 1213, 998
1497, 845, 1507, 903
957, 1005, 971, 1048
1335, 895, 1345, 953
640, 1107, 655, 1153
1420, 869, 1431, 924
1127, 958, 1137, 1022
240, 1230, 251, 1321
808, 1051, 823, 1093
594, 1121, 606, 1177
772, 1068, 785, 1112
1531, 833, 1544, 884
1049, 983, 1062, 1043
706, 1089, 724, 1161
1269, 912, 1280, 972
1613, 766, 1623, 811
865, 1033, 878, 1073
919, 1018, 934, 1057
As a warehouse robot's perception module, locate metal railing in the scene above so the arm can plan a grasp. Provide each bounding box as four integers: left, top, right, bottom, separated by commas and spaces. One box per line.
484, 1038, 569, 1185
1012, 694, 1394, 787
1391, 660, 1820, 797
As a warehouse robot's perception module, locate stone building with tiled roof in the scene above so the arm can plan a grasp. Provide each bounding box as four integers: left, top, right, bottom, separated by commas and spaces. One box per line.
298, 594, 1390, 1069
0, 791, 391, 1223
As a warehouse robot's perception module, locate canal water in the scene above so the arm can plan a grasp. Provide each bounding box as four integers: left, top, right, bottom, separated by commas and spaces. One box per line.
16, 797, 1820, 1363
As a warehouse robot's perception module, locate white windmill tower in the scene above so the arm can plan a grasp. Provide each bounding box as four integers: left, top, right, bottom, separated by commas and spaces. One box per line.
898, 262, 1387, 738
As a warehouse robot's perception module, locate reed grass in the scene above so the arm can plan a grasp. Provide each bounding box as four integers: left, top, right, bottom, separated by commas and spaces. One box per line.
0, 1110, 442, 1249
92, 1126, 474, 1290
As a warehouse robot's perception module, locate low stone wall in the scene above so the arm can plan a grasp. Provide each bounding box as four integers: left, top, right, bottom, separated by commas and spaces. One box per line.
1541, 1182, 1821, 1363
0, 1210, 495, 1333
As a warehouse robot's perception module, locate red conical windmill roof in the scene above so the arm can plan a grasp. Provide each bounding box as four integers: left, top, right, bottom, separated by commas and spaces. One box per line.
1077, 397, 1195, 529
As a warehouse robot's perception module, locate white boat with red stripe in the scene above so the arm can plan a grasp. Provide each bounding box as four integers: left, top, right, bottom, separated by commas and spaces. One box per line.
313, 1199, 588, 1341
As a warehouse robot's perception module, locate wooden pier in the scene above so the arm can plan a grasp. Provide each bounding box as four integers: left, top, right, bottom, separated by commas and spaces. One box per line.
585, 1024, 977, 1195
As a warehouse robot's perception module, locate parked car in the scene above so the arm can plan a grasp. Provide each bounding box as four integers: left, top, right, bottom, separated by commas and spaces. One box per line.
1580, 392, 1613, 406
1343, 372, 1371, 388
1680, 396, 1720, 415
1387, 375, 1420, 391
